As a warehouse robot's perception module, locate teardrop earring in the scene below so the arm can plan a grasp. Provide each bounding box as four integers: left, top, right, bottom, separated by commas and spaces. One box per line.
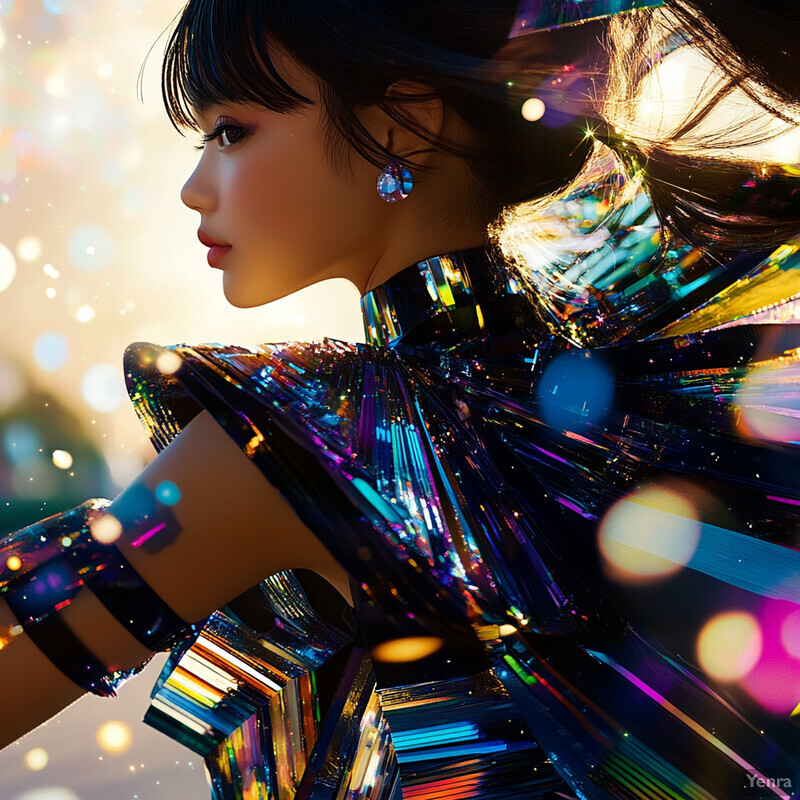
377, 159, 413, 203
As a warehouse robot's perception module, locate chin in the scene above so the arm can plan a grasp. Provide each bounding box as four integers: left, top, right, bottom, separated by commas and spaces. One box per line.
222, 273, 294, 309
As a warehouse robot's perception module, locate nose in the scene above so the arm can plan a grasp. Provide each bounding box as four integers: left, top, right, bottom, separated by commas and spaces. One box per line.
180, 150, 216, 213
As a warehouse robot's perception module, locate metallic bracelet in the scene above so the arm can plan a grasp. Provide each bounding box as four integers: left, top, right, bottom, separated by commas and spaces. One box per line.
0, 499, 193, 696
62, 498, 190, 651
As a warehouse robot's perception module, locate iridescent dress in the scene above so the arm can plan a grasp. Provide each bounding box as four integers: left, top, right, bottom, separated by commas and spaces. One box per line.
123, 158, 800, 800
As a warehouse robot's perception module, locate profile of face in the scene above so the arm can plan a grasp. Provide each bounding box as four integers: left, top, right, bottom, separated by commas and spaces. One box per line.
179, 49, 485, 308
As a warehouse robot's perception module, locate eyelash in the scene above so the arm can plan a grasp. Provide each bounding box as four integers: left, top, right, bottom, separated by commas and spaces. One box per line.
194, 124, 250, 151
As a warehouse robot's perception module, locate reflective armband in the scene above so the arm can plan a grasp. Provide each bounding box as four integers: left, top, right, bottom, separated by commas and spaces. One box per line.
0, 499, 195, 696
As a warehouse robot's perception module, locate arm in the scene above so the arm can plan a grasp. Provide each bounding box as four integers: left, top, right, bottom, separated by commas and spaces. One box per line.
0, 409, 352, 748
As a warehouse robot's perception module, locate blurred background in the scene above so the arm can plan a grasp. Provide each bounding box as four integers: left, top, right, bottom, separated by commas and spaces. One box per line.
0, 1, 797, 799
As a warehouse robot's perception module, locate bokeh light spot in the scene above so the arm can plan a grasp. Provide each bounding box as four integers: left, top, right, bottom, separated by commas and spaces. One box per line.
0, 243, 17, 292
598, 484, 701, 583
371, 636, 444, 663
538, 351, 614, 429
155, 480, 181, 506
696, 611, 762, 682
51, 449, 73, 470
16, 236, 42, 262
68, 225, 115, 273
81, 363, 127, 413
521, 97, 546, 122
97, 721, 131, 754
6, 556, 21, 571
23, 747, 48, 771
155, 350, 182, 375
734, 361, 800, 444
781, 610, 800, 659
33, 332, 70, 371
45, 66, 68, 98
14, 789, 82, 800
742, 599, 800, 714
3, 421, 42, 464
76, 304, 95, 323
89, 512, 122, 544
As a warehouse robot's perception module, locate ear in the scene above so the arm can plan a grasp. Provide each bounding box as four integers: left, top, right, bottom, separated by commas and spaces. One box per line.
362, 81, 445, 166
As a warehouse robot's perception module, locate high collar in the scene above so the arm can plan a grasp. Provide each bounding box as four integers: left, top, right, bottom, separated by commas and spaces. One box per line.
359, 246, 537, 349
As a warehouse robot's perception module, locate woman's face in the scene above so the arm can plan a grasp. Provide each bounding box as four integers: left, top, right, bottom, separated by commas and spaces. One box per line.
180, 52, 389, 307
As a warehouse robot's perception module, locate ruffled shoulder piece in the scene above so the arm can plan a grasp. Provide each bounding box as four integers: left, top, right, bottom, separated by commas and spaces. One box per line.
123, 338, 487, 643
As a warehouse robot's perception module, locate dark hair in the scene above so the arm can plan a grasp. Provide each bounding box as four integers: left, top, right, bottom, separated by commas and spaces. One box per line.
161, 0, 603, 222
161, 0, 800, 247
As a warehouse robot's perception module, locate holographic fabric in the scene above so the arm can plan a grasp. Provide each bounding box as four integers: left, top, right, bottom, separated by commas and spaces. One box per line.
124, 219, 800, 798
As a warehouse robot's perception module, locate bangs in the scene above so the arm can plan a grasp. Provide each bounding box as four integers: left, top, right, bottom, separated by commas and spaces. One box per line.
161, 0, 311, 130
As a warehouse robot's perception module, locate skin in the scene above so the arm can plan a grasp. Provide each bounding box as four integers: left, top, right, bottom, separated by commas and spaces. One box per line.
180, 47, 490, 305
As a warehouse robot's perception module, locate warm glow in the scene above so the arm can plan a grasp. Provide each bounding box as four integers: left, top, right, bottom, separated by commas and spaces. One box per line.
155, 350, 182, 375
6, 556, 22, 571
371, 636, 444, 663
90, 512, 123, 544
696, 611, 762, 682
23, 747, 49, 771
521, 97, 546, 122
16, 236, 42, 262
598, 484, 701, 583
734, 361, 800, 444
51, 449, 74, 470
76, 304, 96, 323
97, 720, 132, 754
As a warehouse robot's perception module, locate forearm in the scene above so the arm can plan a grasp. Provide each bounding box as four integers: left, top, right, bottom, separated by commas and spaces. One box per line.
0, 590, 150, 748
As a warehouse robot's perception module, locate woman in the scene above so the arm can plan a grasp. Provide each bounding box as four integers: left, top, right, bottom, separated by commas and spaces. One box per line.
2, 1, 800, 797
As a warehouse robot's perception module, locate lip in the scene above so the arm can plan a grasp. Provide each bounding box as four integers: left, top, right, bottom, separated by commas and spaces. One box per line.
206, 244, 232, 268
198, 229, 232, 269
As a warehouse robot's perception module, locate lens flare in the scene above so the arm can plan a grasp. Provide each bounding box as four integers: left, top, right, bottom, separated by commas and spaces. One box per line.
33, 332, 70, 372
81, 363, 127, 413
76, 305, 95, 323
23, 747, 49, 771
370, 636, 444, 663
155, 350, 182, 375
16, 236, 42, 262
734, 361, 800, 444
598, 483, 701, 583
90, 512, 123, 544
696, 612, 762, 682
155, 480, 181, 505
538, 351, 614, 430
521, 97, 546, 122
96, 721, 131, 754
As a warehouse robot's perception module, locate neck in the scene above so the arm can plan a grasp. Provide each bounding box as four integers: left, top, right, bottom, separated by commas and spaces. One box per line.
357, 173, 490, 296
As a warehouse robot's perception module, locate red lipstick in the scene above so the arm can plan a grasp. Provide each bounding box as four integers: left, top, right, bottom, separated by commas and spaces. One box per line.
198, 229, 232, 268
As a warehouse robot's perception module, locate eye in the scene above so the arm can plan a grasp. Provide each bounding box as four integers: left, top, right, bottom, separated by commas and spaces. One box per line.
219, 125, 248, 147
194, 124, 251, 151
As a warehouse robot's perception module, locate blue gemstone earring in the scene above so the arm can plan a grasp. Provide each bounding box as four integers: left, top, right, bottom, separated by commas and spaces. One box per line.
377, 159, 413, 203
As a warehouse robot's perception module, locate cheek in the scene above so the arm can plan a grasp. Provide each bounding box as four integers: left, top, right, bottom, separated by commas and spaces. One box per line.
235, 135, 380, 266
